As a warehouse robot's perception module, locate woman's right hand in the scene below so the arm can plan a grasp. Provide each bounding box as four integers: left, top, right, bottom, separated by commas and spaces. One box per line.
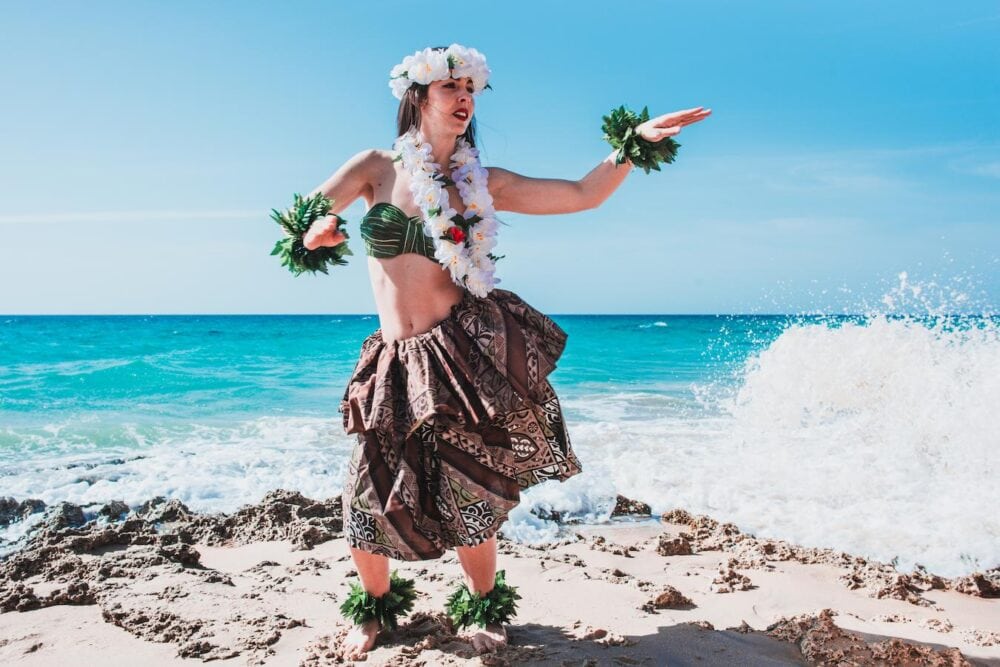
303, 215, 347, 251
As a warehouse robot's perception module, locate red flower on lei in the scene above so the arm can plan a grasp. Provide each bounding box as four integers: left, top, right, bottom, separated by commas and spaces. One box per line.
447, 226, 466, 243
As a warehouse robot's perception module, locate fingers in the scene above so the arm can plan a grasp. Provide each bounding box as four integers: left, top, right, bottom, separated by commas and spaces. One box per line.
312, 231, 345, 250
649, 115, 706, 140
679, 109, 711, 127
658, 107, 704, 122
305, 224, 346, 250
672, 109, 711, 125
316, 217, 340, 235
635, 105, 711, 141
655, 107, 712, 128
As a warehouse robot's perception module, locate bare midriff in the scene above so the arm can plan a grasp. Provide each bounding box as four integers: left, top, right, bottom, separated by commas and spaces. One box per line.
365, 153, 468, 345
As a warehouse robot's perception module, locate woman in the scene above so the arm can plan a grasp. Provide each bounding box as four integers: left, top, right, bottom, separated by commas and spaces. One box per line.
302, 44, 709, 658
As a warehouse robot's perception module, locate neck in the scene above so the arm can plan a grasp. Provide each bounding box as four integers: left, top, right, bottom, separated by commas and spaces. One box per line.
417, 125, 460, 169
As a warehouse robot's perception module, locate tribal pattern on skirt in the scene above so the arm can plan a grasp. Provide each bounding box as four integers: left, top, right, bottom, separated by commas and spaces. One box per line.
339, 287, 583, 561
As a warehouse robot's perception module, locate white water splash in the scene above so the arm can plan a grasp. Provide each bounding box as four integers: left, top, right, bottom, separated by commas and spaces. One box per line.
509, 272, 1000, 577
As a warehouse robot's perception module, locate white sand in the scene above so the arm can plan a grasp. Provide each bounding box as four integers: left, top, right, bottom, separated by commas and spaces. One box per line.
2, 509, 997, 666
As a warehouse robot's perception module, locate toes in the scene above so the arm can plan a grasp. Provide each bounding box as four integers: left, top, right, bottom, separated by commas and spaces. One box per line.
460, 627, 508, 654
470, 634, 501, 654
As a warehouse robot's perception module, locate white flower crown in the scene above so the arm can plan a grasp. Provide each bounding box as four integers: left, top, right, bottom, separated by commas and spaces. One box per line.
389, 44, 491, 100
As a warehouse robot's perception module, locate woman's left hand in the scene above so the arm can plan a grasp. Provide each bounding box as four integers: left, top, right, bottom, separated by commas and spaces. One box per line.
636, 106, 712, 142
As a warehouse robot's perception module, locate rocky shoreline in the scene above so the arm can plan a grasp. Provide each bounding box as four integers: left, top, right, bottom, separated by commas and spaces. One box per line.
1, 490, 998, 665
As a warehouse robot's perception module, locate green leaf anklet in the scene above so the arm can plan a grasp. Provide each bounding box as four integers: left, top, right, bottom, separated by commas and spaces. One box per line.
270, 192, 352, 276
602, 104, 680, 174
339, 570, 417, 631
446, 569, 522, 629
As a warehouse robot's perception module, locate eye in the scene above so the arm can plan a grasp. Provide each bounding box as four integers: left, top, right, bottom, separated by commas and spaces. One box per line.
445, 82, 456, 88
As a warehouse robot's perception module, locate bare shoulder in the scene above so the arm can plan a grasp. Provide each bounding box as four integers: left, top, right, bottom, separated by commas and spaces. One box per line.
369, 148, 397, 163
342, 148, 390, 174
364, 148, 398, 177
486, 166, 513, 182
337, 148, 395, 191
486, 166, 527, 211
486, 166, 515, 194
311, 149, 396, 210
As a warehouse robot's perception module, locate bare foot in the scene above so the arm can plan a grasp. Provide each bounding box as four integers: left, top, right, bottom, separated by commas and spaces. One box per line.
342, 618, 380, 660
458, 622, 508, 654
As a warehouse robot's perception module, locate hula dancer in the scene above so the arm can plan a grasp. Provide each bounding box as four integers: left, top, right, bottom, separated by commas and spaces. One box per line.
289, 44, 709, 658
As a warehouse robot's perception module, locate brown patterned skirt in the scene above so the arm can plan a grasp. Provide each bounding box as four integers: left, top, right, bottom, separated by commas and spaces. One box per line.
339, 287, 583, 561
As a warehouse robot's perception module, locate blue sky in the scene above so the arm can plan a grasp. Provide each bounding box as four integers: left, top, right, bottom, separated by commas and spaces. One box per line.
1, 1, 997, 314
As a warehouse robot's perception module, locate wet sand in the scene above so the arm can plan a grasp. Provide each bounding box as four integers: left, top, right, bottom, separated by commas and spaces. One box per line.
1, 490, 998, 665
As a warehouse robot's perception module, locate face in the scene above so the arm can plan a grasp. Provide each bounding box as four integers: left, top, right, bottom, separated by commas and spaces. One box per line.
421, 76, 475, 136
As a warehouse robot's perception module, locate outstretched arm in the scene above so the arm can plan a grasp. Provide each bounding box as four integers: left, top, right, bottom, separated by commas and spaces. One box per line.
302, 149, 380, 250
488, 106, 711, 215
488, 152, 629, 215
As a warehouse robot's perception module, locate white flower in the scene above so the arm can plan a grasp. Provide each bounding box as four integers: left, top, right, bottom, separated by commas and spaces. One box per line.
464, 273, 492, 298
446, 44, 490, 93
407, 49, 449, 85
413, 182, 441, 210
471, 233, 498, 253
447, 45, 473, 77
471, 73, 489, 93
466, 49, 490, 92
463, 193, 493, 216
389, 77, 410, 100
392, 128, 499, 295
407, 152, 428, 171
428, 216, 451, 236
451, 143, 478, 163
475, 192, 495, 210
468, 251, 492, 270
390, 44, 491, 98
474, 217, 498, 236
434, 243, 468, 277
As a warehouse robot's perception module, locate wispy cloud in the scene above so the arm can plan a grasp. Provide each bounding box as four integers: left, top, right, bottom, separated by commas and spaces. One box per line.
0, 210, 264, 224
777, 161, 899, 192
758, 215, 866, 233
664, 215, 868, 243
948, 159, 1000, 180
696, 142, 1000, 195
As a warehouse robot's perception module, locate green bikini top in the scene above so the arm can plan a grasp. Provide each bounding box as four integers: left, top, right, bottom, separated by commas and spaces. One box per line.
359, 202, 436, 260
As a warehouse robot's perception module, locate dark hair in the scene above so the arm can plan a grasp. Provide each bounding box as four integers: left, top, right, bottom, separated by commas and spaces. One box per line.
395, 47, 478, 147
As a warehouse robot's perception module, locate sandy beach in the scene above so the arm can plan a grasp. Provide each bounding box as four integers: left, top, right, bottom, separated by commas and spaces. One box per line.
1, 490, 998, 666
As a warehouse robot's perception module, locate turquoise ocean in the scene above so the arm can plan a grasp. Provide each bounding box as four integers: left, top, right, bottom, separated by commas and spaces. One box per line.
2, 283, 997, 578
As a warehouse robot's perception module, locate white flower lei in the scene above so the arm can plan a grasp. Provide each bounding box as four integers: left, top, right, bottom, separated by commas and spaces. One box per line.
392, 128, 500, 297
389, 44, 491, 100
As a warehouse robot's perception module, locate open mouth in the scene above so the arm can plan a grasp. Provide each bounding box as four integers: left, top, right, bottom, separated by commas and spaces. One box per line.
453, 109, 469, 121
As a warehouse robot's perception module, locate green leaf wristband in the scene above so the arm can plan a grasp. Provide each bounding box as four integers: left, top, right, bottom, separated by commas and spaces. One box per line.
270, 192, 352, 276
601, 105, 681, 174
